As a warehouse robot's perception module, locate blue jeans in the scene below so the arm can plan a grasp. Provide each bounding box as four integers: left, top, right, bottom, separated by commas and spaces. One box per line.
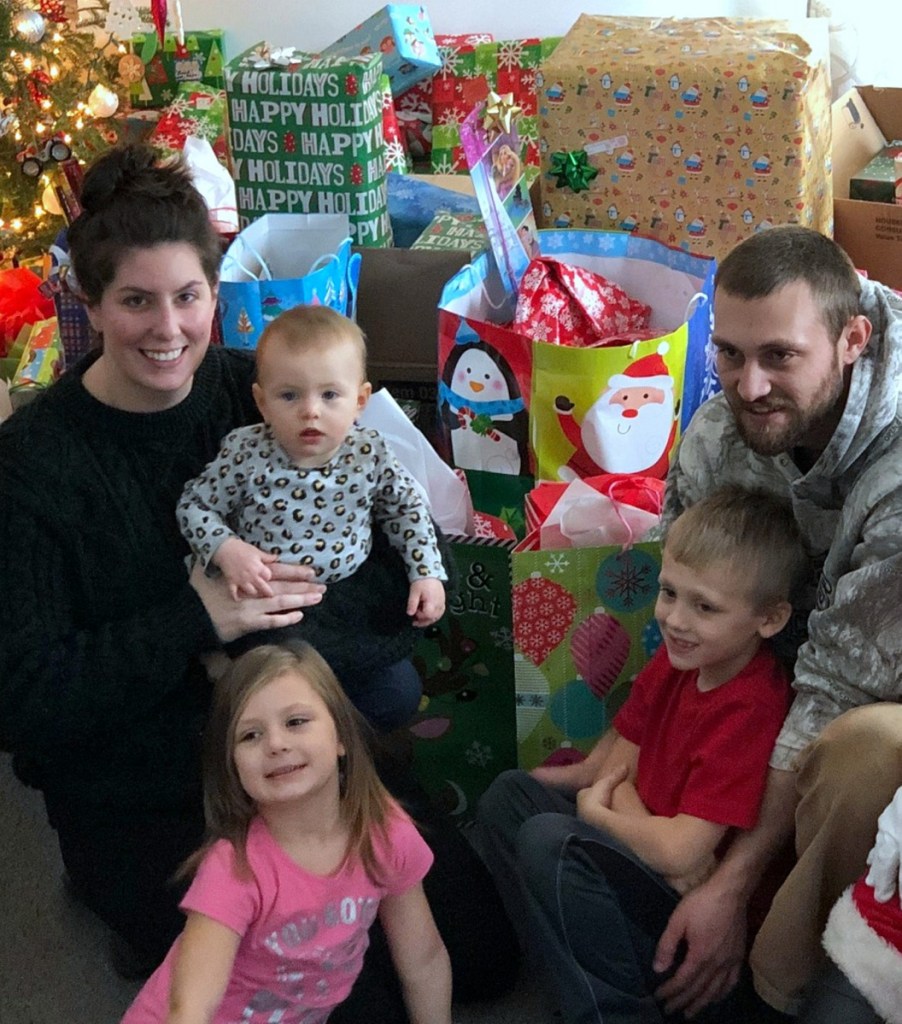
341, 657, 422, 733
473, 769, 688, 1024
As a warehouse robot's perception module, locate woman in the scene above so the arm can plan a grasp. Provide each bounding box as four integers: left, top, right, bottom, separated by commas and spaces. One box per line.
0, 145, 517, 1019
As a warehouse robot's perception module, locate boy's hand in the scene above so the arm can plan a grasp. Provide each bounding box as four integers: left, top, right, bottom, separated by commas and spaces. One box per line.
213, 538, 277, 600
576, 765, 628, 821
407, 578, 446, 627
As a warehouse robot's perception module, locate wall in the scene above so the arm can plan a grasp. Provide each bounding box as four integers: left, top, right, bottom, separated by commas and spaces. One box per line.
177, 0, 806, 58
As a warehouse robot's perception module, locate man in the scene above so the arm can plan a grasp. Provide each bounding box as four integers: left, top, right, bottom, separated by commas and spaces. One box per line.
656, 225, 902, 1017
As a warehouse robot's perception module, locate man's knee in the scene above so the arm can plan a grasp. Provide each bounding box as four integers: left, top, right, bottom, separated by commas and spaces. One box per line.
800, 703, 902, 792
515, 812, 576, 890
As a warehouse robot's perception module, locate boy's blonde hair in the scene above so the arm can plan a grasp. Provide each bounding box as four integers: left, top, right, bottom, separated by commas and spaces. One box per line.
664, 486, 806, 609
256, 305, 368, 382
183, 642, 392, 883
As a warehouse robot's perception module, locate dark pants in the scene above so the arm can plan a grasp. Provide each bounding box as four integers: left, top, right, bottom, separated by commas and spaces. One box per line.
342, 657, 423, 733
45, 795, 204, 965
472, 769, 758, 1024
798, 963, 884, 1024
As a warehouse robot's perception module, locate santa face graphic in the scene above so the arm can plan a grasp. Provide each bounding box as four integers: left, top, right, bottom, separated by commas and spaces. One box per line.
582, 380, 675, 474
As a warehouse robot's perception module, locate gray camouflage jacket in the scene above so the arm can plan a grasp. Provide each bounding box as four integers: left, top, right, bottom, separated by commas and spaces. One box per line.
664, 276, 902, 770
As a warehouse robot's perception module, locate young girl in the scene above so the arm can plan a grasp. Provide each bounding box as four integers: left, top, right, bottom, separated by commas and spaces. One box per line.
121, 642, 452, 1024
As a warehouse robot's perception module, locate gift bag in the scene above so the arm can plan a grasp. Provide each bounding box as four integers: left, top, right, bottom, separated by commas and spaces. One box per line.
529, 232, 716, 483
217, 214, 361, 350
410, 534, 518, 820
512, 540, 662, 770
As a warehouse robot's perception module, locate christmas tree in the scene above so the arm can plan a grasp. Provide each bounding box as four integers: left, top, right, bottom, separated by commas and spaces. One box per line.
0, 0, 122, 264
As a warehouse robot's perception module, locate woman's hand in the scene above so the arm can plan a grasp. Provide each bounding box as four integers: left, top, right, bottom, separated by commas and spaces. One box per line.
190, 561, 325, 643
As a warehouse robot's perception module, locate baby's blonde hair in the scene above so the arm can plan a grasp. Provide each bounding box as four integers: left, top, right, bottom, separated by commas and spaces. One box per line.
256, 305, 368, 383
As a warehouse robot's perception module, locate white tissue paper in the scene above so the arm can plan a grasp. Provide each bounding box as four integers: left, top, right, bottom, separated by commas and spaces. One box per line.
181, 136, 238, 234
359, 389, 474, 536
540, 478, 660, 550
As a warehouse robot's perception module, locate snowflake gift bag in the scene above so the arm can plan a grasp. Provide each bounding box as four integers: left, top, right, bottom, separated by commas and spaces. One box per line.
225, 47, 392, 247
126, 29, 226, 109
512, 539, 662, 771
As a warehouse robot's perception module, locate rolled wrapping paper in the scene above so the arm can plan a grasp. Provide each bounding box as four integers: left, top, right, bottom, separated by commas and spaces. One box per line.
570, 609, 631, 699
513, 572, 578, 664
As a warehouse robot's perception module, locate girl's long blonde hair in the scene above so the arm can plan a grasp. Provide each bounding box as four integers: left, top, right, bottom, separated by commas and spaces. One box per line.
183, 643, 393, 882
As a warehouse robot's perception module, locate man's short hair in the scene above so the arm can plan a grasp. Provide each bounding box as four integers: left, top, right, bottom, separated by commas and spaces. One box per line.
715, 226, 861, 343
664, 486, 806, 609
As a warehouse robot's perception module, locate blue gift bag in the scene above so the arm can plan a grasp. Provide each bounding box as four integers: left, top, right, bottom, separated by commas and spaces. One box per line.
218, 214, 362, 350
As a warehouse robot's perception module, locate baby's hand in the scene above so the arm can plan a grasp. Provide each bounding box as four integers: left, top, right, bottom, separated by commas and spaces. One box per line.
213, 538, 278, 600
407, 578, 446, 627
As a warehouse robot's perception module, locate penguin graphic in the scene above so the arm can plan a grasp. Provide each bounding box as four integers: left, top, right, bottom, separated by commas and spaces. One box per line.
439, 325, 529, 476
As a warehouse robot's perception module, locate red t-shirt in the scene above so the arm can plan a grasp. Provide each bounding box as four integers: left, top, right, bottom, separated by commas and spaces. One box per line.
613, 644, 791, 830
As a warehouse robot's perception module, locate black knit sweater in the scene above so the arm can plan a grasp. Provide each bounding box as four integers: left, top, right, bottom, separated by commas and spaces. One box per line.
0, 347, 430, 812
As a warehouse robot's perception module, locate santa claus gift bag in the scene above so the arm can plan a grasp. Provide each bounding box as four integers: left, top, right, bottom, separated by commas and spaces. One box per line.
527, 230, 717, 483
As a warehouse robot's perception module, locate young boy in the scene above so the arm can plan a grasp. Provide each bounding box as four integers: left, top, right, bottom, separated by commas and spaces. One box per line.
474, 486, 806, 1023
178, 305, 447, 730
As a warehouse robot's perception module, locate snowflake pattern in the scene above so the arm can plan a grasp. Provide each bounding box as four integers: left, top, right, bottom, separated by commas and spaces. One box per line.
436, 107, 463, 128
439, 46, 463, 77
599, 556, 657, 611
545, 553, 570, 575
497, 41, 525, 71
431, 156, 456, 175
516, 691, 548, 710
491, 627, 514, 650
384, 140, 410, 172
465, 740, 494, 768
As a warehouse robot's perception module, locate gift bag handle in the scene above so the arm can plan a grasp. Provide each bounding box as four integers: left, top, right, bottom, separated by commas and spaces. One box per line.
604, 477, 665, 552
221, 236, 273, 281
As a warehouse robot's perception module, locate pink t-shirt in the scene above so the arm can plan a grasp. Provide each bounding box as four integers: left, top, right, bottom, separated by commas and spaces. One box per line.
121, 808, 433, 1024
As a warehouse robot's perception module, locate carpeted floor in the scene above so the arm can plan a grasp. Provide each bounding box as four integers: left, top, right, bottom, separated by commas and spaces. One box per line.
0, 752, 544, 1023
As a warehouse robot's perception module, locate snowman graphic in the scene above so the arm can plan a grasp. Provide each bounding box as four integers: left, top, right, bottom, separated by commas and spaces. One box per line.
439, 327, 528, 476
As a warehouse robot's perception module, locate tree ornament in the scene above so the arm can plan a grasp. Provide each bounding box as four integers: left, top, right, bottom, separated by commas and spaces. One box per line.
151, 0, 167, 46
42, 185, 63, 216
38, 0, 67, 23
118, 53, 145, 85
549, 149, 598, 192
14, 9, 47, 44
87, 83, 119, 118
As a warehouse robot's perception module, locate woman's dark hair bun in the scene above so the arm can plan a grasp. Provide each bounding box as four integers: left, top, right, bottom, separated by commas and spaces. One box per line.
79, 144, 159, 215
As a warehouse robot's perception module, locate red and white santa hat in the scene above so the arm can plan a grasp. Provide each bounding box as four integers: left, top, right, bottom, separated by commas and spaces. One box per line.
606, 342, 673, 394
822, 875, 902, 1023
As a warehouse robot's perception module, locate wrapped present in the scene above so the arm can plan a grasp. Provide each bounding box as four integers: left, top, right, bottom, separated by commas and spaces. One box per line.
431, 37, 562, 174
538, 16, 832, 257
126, 30, 227, 109
225, 47, 392, 247
396, 33, 495, 161
411, 211, 487, 255
9, 318, 64, 408
149, 83, 231, 169
321, 4, 440, 96
849, 144, 902, 203
380, 74, 412, 174
386, 171, 480, 247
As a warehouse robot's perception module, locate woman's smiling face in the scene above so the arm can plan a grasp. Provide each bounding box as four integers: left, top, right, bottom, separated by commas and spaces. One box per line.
85, 242, 217, 412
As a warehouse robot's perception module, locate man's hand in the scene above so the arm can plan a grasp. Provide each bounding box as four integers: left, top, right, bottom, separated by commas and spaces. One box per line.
407, 577, 446, 627
866, 784, 902, 904
653, 880, 746, 1018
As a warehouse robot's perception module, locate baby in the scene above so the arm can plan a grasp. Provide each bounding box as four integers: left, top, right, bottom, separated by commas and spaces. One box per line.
177, 305, 447, 728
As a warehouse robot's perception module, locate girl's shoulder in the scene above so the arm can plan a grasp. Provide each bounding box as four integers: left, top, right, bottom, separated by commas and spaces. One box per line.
369, 802, 434, 891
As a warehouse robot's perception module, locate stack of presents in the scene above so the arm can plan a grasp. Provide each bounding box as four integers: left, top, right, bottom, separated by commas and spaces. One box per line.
4, 4, 902, 819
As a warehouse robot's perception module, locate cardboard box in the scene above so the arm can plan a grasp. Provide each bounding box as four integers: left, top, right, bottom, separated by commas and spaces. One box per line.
538, 16, 832, 259
225, 48, 392, 247
833, 87, 902, 289
321, 4, 440, 95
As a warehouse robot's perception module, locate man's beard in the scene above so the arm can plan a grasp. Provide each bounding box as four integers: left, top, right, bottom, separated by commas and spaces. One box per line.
727, 368, 845, 457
